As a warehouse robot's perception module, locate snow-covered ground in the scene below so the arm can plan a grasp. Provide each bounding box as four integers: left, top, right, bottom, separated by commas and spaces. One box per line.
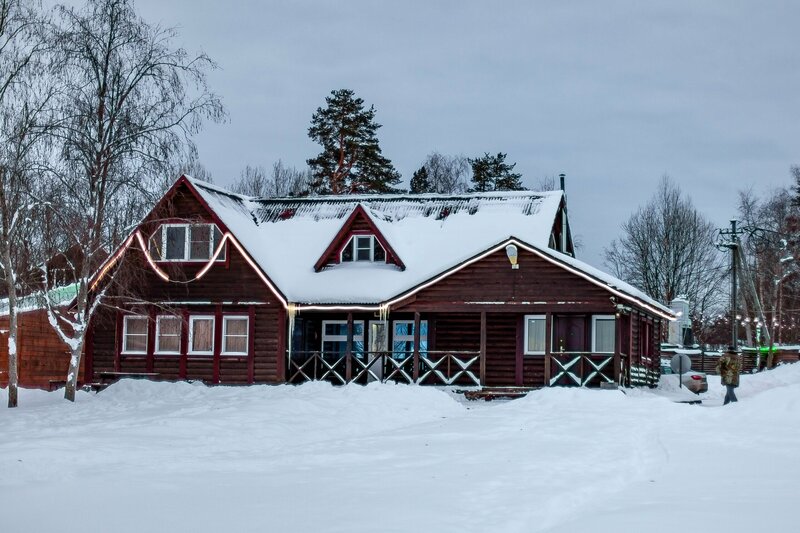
2, 365, 798, 533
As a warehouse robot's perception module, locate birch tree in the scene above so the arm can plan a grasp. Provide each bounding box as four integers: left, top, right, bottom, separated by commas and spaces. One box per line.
737, 185, 800, 349
42, 0, 225, 401
422, 152, 470, 194
0, 0, 48, 408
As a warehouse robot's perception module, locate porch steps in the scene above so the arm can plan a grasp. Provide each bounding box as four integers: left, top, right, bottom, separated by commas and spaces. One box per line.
462, 387, 537, 401
84, 372, 162, 393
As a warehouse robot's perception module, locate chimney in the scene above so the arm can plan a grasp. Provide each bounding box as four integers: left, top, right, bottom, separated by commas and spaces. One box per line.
559, 173, 568, 255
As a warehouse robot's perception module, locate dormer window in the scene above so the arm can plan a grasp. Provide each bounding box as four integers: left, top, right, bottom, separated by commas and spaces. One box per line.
313, 205, 405, 271
340, 235, 386, 263
150, 223, 226, 262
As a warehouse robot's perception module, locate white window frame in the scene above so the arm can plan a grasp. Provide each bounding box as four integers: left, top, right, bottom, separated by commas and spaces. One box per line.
354, 235, 373, 261
159, 223, 223, 262
222, 316, 249, 356
523, 315, 547, 355
155, 315, 182, 355
591, 315, 616, 354
188, 315, 215, 356
339, 235, 386, 263
321, 320, 365, 350
122, 315, 149, 355
391, 320, 428, 356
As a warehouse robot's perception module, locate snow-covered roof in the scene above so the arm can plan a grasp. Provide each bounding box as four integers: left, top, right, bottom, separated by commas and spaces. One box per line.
185, 177, 672, 316
0, 283, 78, 317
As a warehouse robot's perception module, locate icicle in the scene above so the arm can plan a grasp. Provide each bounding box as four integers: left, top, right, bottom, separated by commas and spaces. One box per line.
378, 303, 389, 322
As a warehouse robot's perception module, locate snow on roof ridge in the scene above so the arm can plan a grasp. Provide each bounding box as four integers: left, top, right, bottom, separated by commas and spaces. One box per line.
185, 175, 563, 204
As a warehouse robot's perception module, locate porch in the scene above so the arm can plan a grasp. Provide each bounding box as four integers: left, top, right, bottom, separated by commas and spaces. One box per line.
284, 310, 659, 388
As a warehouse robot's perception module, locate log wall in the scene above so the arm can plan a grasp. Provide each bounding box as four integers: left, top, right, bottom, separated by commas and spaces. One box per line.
0, 309, 84, 389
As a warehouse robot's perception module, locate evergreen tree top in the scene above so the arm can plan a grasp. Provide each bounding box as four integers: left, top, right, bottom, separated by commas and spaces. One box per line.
469, 152, 525, 192
307, 89, 401, 195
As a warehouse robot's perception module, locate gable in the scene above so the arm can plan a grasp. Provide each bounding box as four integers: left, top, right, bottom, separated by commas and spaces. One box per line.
407, 247, 612, 306
313, 205, 405, 271
386, 238, 674, 320
89, 177, 287, 307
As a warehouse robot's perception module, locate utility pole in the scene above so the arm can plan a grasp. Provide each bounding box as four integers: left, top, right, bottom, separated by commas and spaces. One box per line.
717, 220, 745, 351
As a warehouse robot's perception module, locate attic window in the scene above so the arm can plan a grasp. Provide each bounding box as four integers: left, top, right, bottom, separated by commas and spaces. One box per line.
150, 223, 226, 262
340, 235, 386, 263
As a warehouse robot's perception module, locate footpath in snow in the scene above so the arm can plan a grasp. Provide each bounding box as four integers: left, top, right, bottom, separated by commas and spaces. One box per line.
1, 364, 798, 533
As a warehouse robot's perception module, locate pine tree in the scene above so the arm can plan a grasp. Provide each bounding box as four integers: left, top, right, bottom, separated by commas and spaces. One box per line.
307, 89, 401, 194
410, 165, 431, 193
469, 152, 525, 192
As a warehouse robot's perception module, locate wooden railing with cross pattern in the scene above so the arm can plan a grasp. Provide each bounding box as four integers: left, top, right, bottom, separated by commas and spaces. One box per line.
286, 350, 482, 387
548, 352, 617, 387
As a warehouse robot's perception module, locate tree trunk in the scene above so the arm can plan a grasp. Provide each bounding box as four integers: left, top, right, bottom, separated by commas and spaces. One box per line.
63, 342, 84, 402
7, 313, 18, 408
3, 249, 19, 408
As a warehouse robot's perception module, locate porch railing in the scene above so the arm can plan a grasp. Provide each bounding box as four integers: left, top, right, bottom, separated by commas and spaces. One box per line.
287, 350, 481, 387
549, 352, 616, 387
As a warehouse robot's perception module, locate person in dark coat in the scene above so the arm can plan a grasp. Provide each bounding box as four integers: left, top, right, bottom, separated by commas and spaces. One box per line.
716, 350, 741, 405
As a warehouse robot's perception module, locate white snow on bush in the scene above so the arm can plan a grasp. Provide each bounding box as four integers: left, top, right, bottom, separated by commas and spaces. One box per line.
2, 364, 799, 532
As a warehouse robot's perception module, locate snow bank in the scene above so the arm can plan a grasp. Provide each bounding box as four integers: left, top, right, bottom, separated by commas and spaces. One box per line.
2, 365, 798, 532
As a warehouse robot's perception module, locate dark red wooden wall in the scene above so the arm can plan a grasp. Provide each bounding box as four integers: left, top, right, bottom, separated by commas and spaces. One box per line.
88, 182, 284, 385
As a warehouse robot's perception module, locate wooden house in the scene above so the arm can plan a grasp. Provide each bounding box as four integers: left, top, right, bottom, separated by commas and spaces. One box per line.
84, 176, 675, 389
0, 292, 84, 390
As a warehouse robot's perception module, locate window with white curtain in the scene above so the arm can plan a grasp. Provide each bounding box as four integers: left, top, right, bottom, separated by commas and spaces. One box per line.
592, 315, 616, 353
524, 315, 547, 355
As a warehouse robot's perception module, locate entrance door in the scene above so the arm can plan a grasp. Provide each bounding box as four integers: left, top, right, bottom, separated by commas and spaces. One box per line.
368, 321, 388, 381
554, 315, 587, 353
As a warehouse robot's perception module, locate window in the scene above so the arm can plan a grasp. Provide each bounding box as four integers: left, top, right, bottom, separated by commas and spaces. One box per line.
355, 235, 372, 261
322, 320, 364, 356
340, 235, 386, 263
222, 316, 249, 355
154, 223, 225, 262
392, 320, 428, 359
155, 315, 181, 354
189, 224, 211, 260
592, 315, 616, 353
165, 226, 187, 260
122, 315, 149, 354
189, 316, 215, 355
524, 315, 547, 355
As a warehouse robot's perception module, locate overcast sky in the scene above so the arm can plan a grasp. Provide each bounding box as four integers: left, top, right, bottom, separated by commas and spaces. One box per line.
134, 0, 800, 268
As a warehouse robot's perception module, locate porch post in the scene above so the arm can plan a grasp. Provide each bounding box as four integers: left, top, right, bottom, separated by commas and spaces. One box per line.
479, 311, 487, 386
628, 312, 634, 387
345, 313, 353, 383
613, 314, 621, 386
544, 313, 552, 387
413, 312, 421, 383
